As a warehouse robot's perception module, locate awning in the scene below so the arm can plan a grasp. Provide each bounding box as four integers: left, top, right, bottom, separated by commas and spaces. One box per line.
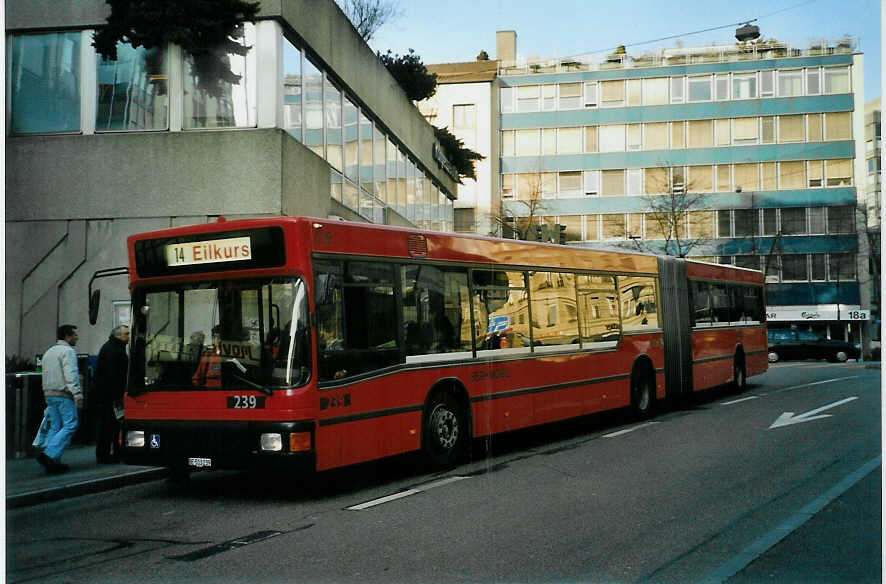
766, 305, 869, 321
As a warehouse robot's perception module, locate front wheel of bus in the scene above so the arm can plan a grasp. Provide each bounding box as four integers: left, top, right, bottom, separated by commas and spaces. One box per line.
631, 372, 655, 419
733, 358, 747, 393
423, 393, 465, 469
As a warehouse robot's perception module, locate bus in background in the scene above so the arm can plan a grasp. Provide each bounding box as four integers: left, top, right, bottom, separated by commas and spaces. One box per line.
110, 216, 767, 476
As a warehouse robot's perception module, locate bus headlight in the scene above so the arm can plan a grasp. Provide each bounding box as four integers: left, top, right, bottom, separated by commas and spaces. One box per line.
126, 430, 145, 448
261, 433, 283, 451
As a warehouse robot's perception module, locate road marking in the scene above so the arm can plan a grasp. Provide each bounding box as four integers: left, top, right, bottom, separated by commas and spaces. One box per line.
721, 395, 760, 406
603, 422, 659, 438
699, 456, 881, 584
775, 375, 860, 394
347, 476, 469, 510
769, 396, 859, 429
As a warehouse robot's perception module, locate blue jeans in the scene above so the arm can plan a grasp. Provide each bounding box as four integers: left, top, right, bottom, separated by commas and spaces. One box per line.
44, 397, 78, 462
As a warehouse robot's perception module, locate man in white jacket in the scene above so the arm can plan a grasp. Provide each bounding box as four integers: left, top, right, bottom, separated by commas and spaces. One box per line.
37, 324, 83, 474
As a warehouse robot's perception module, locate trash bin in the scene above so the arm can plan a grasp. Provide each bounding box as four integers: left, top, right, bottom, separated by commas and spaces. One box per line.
6, 372, 44, 459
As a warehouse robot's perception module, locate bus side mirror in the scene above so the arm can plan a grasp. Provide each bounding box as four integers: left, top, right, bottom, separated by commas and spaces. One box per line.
89, 290, 101, 325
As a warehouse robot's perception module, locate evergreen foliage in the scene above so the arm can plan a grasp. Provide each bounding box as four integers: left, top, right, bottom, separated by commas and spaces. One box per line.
434, 126, 485, 183
377, 49, 438, 102
92, 0, 260, 98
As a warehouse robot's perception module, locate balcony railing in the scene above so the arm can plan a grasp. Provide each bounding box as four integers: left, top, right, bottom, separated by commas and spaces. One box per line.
498, 38, 858, 77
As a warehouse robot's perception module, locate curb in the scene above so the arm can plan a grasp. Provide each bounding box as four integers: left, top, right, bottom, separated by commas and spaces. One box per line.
7, 467, 168, 509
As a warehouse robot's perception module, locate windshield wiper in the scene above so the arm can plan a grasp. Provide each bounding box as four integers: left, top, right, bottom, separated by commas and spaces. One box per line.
229, 370, 274, 396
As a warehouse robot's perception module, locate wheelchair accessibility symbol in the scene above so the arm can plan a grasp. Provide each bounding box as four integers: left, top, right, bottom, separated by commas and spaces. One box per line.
150, 434, 161, 449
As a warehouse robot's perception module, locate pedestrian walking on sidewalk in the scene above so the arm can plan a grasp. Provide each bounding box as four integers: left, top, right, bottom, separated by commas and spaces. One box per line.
37, 324, 83, 474
94, 325, 129, 463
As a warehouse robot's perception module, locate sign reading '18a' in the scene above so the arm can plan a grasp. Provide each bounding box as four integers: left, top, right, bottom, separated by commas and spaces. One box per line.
166, 237, 252, 267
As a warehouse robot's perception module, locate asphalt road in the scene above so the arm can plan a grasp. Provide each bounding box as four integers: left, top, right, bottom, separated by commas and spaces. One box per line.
8, 361, 881, 583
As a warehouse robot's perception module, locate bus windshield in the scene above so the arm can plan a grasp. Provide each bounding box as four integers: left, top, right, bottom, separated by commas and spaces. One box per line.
129, 277, 309, 394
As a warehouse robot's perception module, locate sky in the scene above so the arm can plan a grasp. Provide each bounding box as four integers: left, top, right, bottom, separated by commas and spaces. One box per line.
369, 0, 882, 101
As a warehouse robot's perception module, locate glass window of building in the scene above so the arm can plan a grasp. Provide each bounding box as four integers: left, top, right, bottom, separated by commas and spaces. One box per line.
542, 85, 557, 111
517, 85, 540, 112
782, 255, 808, 281
330, 171, 343, 203
183, 23, 256, 129
558, 127, 582, 154
715, 74, 729, 100
807, 113, 822, 142
584, 126, 598, 152
807, 68, 821, 95
761, 162, 777, 190
762, 208, 777, 235
761, 117, 775, 143
823, 67, 850, 93
760, 70, 774, 97
500, 86, 514, 113
386, 137, 398, 205
781, 207, 806, 234
672, 166, 686, 192
517, 173, 539, 200
733, 73, 757, 99
359, 112, 374, 192
373, 125, 387, 201
584, 81, 598, 107
733, 117, 758, 145
643, 77, 669, 105
735, 255, 760, 270
689, 211, 714, 238
778, 115, 805, 143
583, 170, 599, 195
627, 169, 643, 195
502, 130, 515, 157
540, 172, 557, 197
779, 161, 806, 189
325, 79, 343, 172
688, 75, 712, 102
602, 214, 626, 239
688, 120, 713, 148
542, 128, 557, 155
824, 112, 851, 140
96, 43, 168, 131
828, 206, 855, 233
717, 210, 732, 237
515, 129, 540, 156
715, 119, 730, 146
405, 158, 416, 221
829, 253, 856, 280
734, 209, 758, 236
560, 216, 583, 242
809, 207, 826, 233
825, 159, 852, 186
670, 76, 684, 103
671, 121, 685, 148
396, 148, 408, 212
733, 163, 759, 190
600, 80, 625, 107
626, 213, 644, 239
10, 32, 82, 134
716, 164, 731, 191
501, 174, 514, 199
627, 124, 642, 151
302, 56, 324, 157
645, 167, 668, 194
283, 39, 302, 141
777, 69, 803, 97
810, 254, 827, 280
601, 170, 625, 196
344, 180, 359, 210
559, 83, 582, 109
343, 96, 359, 182
808, 160, 823, 187
626, 79, 642, 106
646, 213, 666, 239
585, 215, 600, 240
453, 104, 476, 128
415, 172, 426, 226
689, 165, 713, 192
600, 124, 626, 152
559, 171, 582, 195
644, 122, 668, 150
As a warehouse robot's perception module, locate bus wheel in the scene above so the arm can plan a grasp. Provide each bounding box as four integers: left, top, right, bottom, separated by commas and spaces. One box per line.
423, 392, 465, 469
733, 358, 747, 392
630, 371, 655, 418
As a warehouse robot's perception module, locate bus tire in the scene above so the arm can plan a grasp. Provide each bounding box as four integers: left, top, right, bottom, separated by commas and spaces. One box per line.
733, 356, 747, 392
630, 368, 655, 419
422, 392, 465, 469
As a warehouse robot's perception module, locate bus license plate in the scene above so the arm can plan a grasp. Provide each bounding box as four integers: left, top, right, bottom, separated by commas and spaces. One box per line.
188, 457, 212, 468
227, 395, 266, 409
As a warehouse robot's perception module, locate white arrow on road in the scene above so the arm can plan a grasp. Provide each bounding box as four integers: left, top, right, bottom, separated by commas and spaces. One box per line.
769, 396, 858, 429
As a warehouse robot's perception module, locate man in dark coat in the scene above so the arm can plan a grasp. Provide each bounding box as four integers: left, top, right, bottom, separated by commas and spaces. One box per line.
94, 325, 130, 463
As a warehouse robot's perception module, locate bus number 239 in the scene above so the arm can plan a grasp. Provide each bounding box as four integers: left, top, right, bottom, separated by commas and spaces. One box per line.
227, 395, 266, 409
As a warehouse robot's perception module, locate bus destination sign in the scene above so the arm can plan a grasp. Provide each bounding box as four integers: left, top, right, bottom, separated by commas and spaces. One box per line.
166, 237, 252, 267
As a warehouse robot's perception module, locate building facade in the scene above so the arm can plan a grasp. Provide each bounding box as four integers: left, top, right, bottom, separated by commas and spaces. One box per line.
430, 33, 870, 344
5, 0, 459, 360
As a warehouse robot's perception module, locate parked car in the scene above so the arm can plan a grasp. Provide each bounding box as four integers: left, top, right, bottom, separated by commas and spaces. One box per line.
767, 329, 859, 363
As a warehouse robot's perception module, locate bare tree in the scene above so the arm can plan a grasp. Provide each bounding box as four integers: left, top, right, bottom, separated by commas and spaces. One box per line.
638, 166, 712, 257
487, 173, 550, 240
336, 0, 401, 41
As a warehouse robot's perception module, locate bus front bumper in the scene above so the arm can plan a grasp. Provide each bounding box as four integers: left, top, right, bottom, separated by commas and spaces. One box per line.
120, 419, 316, 473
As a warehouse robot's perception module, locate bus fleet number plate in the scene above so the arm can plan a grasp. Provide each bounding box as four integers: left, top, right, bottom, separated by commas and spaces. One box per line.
227, 395, 266, 409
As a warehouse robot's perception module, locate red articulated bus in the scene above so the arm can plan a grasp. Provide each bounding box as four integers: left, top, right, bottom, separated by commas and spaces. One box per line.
117, 216, 767, 476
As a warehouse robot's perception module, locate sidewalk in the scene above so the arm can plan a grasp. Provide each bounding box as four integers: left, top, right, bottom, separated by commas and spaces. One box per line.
6, 444, 167, 509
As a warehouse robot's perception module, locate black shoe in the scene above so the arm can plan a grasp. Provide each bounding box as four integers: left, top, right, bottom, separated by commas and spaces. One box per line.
36, 452, 52, 469
46, 462, 70, 474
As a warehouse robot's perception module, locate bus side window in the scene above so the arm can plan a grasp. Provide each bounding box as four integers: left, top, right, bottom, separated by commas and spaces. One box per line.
619, 276, 658, 331
577, 274, 620, 347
